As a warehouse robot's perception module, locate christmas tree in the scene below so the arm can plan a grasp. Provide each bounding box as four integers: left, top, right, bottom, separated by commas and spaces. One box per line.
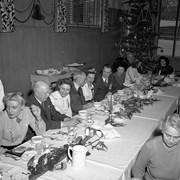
117, 0, 159, 74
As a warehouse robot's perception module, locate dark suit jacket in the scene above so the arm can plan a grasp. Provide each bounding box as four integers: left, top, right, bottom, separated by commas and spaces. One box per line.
93, 74, 116, 102
26, 94, 68, 130
70, 84, 86, 116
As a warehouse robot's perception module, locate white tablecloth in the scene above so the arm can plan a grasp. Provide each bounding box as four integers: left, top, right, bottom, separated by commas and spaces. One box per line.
133, 95, 177, 121
0, 88, 178, 180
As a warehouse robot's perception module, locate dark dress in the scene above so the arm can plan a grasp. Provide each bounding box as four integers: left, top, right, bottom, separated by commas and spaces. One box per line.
153, 65, 174, 76
112, 72, 125, 91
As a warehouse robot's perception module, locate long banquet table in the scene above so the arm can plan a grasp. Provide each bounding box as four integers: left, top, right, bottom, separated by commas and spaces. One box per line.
0, 86, 180, 180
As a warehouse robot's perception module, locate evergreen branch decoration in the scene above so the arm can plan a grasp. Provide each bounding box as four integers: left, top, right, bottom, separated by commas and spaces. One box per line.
118, 96, 160, 119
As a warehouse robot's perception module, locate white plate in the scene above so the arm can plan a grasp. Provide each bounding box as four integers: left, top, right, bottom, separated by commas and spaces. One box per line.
21, 150, 37, 161
114, 118, 125, 123
67, 63, 84, 67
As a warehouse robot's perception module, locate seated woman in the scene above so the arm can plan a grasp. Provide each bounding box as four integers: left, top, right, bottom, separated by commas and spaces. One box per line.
0, 79, 5, 111
82, 68, 96, 102
153, 56, 174, 76
131, 113, 180, 180
0, 92, 46, 153
50, 78, 72, 117
112, 61, 127, 91
124, 59, 142, 87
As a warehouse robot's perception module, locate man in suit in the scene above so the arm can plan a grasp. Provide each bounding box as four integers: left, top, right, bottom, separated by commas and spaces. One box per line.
70, 71, 93, 116
94, 64, 116, 102
27, 81, 79, 131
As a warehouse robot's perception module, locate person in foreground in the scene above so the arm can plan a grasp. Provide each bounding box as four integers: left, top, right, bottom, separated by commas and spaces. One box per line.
27, 81, 79, 130
70, 71, 93, 115
0, 92, 46, 153
50, 78, 72, 117
131, 113, 180, 180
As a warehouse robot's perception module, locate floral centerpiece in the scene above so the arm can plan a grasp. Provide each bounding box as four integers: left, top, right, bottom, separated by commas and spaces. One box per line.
133, 74, 152, 95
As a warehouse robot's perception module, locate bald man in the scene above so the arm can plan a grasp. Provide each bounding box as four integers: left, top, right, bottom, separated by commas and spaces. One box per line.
26, 81, 79, 131
70, 71, 93, 116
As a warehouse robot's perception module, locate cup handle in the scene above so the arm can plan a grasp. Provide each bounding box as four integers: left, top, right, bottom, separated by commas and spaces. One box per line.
67, 146, 73, 160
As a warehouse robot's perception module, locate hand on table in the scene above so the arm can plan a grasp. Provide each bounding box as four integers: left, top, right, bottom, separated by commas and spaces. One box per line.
62, 118, 82, 128
83, 102, 94, 109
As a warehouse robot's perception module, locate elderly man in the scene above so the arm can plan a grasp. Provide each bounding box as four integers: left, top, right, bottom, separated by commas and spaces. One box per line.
94, 64, 116, 102
70, 71, 93, 116
27, 81, 79, 131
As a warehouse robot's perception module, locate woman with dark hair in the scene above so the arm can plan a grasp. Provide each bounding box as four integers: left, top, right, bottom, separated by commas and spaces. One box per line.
154, 56, 174, 76
112, 61, 127, 91
82, 68, 96, 102
131, 114, 180, 180
50, 78, 73, 117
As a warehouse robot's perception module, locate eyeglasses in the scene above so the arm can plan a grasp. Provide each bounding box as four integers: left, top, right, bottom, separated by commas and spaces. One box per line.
163, 132, 180, 140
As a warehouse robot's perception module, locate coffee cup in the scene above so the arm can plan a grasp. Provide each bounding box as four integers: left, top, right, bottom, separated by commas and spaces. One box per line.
68, 145, 87, 169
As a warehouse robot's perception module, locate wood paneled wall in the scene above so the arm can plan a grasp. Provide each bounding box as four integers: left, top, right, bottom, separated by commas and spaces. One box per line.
0, 20, 121, 95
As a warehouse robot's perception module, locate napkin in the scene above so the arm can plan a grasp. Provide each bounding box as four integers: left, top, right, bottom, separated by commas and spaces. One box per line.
101, 124, 121, 139
173, 82, 180, 87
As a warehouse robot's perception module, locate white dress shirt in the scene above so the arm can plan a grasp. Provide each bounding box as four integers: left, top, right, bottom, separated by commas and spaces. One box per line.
82, 83, 94, 101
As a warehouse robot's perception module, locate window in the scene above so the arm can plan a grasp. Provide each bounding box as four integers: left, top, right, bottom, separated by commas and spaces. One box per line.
66, 0, 102, 27
158, 0, 180, 57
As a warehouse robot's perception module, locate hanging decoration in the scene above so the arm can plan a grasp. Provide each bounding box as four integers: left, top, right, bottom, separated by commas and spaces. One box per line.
54, 0, 67, 32
101, 0, 109, 32
0, 0, 15, 32
15, 0, 54, 25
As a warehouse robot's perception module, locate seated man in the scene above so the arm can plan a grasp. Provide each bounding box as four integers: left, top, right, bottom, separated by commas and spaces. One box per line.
70, 71, 93, 116
0, 92, 46, 153
26, 81, 79, 131
93, 64, 116, 102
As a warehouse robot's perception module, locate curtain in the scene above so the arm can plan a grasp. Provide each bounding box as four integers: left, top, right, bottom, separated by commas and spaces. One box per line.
0, 0, 15, 32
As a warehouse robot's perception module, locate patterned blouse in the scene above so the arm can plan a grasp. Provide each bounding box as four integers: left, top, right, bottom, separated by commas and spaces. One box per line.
50, 91, 72, 117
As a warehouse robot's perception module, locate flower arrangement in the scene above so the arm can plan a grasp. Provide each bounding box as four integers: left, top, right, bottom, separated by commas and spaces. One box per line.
134, 74, 152, 93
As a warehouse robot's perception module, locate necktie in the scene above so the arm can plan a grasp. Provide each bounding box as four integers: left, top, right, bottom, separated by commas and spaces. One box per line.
16, 117, 21, 123
41, 102, 45, 110
78, 87, 83, 96
104, 79, 108, 86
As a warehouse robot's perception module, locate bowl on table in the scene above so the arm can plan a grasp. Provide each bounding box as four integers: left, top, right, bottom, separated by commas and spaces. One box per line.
78, 110, 87, 119
94, 102, 101, 108
31, 135, 44, 144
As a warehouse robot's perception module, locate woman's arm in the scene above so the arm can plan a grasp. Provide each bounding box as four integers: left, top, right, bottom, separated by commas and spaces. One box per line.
29, 105, 46, 135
